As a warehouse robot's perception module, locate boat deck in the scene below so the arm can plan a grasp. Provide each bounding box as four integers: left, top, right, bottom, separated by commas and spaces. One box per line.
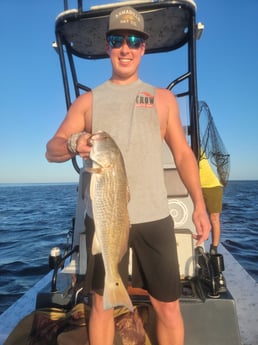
219, 245, 258, 345
0, 246, 257, 345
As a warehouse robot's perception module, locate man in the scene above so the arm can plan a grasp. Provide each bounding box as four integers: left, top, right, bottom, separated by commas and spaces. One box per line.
199, 152, 223, 255
46, 6, 211, 345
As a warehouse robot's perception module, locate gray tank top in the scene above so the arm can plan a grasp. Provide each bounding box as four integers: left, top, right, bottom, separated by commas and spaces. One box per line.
90, 79, 169, 224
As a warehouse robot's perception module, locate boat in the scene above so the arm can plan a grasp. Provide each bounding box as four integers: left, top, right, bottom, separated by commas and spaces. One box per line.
0, 1, 257, 344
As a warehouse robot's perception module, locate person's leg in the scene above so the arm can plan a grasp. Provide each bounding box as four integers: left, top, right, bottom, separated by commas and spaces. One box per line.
84, 216, 115, 344
210, 212, 221, 247
149, 296, 184, 345
202, 186, 223, 254
130, 216, 184, 344
88, 292, 114, 345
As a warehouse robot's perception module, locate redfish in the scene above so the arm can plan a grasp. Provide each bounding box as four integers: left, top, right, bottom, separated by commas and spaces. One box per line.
87, 131, 133, 311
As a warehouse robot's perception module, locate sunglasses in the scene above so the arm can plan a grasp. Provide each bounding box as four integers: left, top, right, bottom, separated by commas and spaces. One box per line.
107, 35, 144, 49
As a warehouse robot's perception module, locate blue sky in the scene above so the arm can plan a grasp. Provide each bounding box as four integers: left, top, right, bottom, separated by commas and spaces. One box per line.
1, 0, 257, 183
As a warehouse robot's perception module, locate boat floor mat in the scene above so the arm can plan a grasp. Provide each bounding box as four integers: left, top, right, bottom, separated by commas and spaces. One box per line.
3, 312, 34, 345
3, 303, 155, 345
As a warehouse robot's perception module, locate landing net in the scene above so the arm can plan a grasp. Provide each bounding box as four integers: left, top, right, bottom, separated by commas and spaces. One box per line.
198, 101, 230, 186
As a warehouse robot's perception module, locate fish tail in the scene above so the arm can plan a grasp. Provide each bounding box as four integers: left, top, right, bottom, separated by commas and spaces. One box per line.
103, 276, 133, 312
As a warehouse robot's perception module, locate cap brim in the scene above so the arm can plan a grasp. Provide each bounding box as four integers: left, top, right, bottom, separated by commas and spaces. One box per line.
106, 29, 149, 40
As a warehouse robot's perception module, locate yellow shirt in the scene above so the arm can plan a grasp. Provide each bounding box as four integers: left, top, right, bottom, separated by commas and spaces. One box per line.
199, 155, 222, 188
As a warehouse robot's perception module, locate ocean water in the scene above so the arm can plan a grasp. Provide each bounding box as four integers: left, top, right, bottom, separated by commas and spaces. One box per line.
221, 180, 258, 281
0, 183, 77, 314
0, 181, 257, 315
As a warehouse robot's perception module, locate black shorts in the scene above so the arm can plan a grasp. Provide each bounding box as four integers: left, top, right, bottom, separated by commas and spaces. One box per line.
84, 215, 181, 302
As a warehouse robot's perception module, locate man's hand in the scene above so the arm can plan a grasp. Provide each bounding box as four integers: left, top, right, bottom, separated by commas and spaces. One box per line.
76, 132, 92, 159
192, 209, 211, 246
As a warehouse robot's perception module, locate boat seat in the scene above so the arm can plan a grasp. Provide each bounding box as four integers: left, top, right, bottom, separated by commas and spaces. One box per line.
164, 168, 188, 197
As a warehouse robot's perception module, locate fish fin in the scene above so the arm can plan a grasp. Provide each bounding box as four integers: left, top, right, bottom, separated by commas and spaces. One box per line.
103, 276, 133, 312
119, 223, 130, 261
119, 239, 128, 262
92, 233, 101, 255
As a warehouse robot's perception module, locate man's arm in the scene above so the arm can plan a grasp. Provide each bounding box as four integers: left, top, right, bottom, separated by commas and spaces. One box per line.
46, 92, 92, 162
156, 89, 211, 245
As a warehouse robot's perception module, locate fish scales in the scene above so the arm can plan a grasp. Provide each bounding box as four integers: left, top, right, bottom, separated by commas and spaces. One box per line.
87, 131, 133, 311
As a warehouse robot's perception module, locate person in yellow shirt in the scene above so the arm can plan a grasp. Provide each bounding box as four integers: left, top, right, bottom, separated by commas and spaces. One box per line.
199, 152, 223, 255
